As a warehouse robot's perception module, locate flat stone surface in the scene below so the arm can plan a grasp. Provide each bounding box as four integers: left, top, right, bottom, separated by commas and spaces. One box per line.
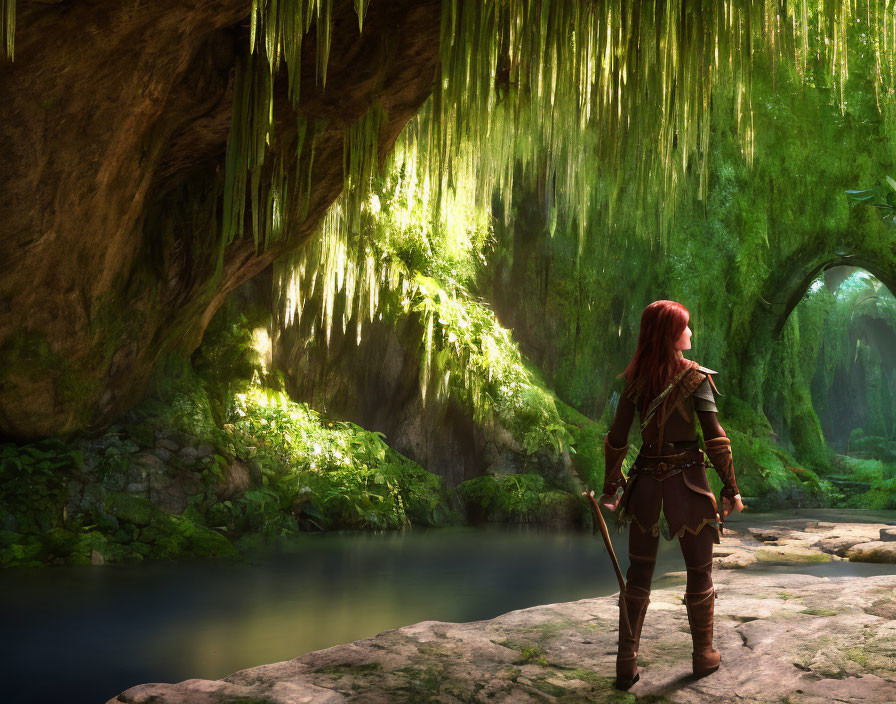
716, 518, 896, 566
109, 567, 896, 704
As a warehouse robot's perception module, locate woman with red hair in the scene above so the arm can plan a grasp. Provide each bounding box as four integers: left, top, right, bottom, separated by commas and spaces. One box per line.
599, 300, 744, 689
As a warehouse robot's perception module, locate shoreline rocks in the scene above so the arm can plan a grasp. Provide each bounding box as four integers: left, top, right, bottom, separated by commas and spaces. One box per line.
713, 517, 896, 569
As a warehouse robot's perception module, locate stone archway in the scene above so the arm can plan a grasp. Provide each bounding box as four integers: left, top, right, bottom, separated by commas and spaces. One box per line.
733, 248, 896, 413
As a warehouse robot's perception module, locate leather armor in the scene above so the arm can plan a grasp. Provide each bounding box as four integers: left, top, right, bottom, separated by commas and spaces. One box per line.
603, 433, 629, 496
704, 436, 739, 499
613, 360, 737, 542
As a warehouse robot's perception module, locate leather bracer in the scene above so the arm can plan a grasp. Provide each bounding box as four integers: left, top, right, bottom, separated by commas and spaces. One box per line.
602, 433, 629, 496
704, 436, 739, 499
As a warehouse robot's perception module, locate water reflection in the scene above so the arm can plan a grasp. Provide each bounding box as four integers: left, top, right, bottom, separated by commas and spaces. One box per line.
1, 514, 893, 704
142, 526, 672, 678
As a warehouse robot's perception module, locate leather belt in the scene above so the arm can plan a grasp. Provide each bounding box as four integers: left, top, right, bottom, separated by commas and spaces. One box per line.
632, 448, 705, 480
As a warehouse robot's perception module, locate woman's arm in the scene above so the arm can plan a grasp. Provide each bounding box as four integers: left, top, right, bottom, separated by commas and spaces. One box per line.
608, 392, 636, 448
600, 393, 636, 506
697, 410, 744, 516
696, 409, 726, 441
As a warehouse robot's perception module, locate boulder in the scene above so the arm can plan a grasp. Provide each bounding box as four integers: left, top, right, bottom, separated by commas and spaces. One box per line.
817, 535, 871, 557
149, 471, 204, 516
846, 541, 896, 563
156, 438, 180, 453
196, 444, 214, 458
178, 446, 199, 462
104, 491, 157, 527
879, 527, 896, 542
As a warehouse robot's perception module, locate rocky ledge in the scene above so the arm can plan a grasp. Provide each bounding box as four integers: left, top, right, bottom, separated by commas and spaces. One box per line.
110, 528, 896, 704
714, 516, 896, 568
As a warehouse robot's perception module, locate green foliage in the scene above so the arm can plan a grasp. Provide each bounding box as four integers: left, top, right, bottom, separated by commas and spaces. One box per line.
192, 297, 271, 424
849, 431, 896, 463
845, 175, 896, 227
213, 388, 458, 534
554, 396, 608, 491
457, 473, 544, 521
0, 436, 242, 566
277, 153, 574, 462
716, 415, 830, 509
0, 438, 79, 537
129, 352, 224, 449
405, 275, 574, 457
456, 473, 583, 523
0, 302, 463, 565
516, 646, 548, 667
830, 453, 896, 509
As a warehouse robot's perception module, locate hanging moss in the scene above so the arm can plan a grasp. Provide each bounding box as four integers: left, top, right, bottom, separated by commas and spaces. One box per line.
5, 1, 896, 257
218, 0, 896, 287
1, 0, 13, 61
274, 149, 575, 460
221, 0, 344, 252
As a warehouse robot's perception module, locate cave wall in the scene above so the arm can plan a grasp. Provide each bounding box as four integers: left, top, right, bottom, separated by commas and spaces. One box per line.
244, 267, 578, 492
0, 0, 441, 440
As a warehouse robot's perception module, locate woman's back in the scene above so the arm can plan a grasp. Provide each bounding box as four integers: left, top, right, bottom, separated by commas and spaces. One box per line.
621, 360, 720, 452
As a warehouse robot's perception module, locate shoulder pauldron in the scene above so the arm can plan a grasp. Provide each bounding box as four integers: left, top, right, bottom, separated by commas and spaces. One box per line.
695, 364, 722, 396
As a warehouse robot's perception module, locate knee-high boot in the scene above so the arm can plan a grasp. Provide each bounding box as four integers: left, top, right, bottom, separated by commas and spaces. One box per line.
684, 587, 721, 676
614, 584, 650, 689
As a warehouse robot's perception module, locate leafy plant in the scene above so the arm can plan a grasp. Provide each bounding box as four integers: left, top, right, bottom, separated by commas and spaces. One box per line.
0, 439, 80, 534
845, 176, 896, 227
213, 388, 456, 535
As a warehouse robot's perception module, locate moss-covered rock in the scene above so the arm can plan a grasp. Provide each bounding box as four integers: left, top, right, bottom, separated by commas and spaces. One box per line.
104, 491, 157, 527
39, 527, 80, 558
0, 531, 44, 567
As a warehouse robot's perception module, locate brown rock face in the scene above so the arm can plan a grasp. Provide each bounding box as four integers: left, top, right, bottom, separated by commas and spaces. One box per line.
0, 0, 441, 440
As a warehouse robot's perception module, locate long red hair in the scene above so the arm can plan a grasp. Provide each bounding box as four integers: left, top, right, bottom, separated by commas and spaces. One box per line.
618, 300, 691, 413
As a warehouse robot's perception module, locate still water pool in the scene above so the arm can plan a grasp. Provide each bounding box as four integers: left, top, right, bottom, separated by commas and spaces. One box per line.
2, 510, 893, 704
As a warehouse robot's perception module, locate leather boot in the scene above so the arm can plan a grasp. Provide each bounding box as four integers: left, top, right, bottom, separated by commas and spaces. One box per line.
685, 587, 721, 677
614, 585, 650, 689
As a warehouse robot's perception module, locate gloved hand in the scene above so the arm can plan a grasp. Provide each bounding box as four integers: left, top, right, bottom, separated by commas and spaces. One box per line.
599, 493, 621, 511
722, 494, 745, 517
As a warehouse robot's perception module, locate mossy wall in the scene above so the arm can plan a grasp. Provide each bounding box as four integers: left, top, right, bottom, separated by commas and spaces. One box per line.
476, 32, 896, 488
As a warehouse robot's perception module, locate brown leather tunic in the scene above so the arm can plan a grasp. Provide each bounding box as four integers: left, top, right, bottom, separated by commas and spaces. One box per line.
616, 361, 722, 543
